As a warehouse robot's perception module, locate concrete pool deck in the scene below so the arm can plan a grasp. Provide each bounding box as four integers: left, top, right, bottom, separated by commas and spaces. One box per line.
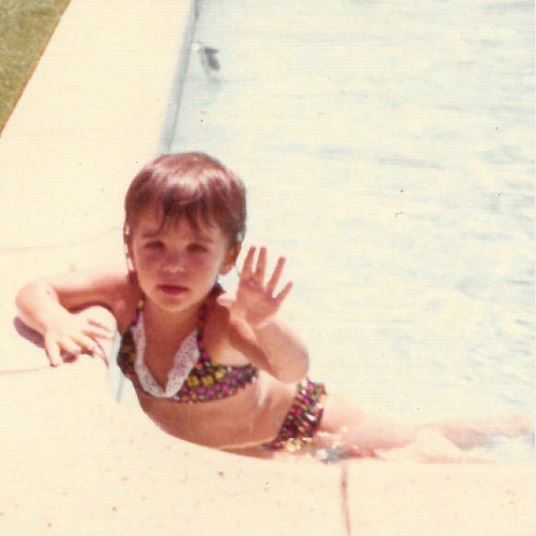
0, 1, 533, 534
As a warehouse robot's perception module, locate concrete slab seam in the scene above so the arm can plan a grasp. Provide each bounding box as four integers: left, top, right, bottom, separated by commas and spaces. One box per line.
340, 463, 352, 536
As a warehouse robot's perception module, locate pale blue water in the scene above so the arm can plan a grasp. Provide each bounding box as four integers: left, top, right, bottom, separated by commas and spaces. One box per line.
166, 0, 533, 459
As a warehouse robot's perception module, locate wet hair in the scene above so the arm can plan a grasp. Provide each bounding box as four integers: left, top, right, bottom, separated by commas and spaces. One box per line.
123, 152, 246, 247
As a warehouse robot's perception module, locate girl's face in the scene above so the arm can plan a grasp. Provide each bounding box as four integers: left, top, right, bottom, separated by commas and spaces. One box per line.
128, 207, 238, 316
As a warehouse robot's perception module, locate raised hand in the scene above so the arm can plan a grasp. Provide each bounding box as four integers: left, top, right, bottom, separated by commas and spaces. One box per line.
219, 246, 293, 328
43, 310, 114, 367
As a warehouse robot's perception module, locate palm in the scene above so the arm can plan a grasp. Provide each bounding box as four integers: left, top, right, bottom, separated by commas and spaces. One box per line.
227, 246, 293, 326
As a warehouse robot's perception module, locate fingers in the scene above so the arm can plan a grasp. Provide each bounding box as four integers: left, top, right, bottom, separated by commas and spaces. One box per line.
83, 323, 114, 340
45, 332, 105, 367
59, 337, 83, 356
241, 246, 268, 283
266, 256, 286, 294
86, 318, 115, 337
72, 333, 101, 356
44, 339, 63, 367
42, 310, 116, 368
79, 329, 113, 365
241, 246, 291, 299
265, 255, 292, 304
275, 281, 293, 305
80, 317, 115, 359
254, 246, 267, 282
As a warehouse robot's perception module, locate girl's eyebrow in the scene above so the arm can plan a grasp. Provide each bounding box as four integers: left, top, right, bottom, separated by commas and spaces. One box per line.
140, 227, 215, 243
140, 229, 161, 239
192, 232, 215, 244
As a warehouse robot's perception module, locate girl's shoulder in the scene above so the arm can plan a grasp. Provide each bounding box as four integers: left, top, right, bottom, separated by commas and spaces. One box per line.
98, 268, 143, 332
45, 265, 142, 332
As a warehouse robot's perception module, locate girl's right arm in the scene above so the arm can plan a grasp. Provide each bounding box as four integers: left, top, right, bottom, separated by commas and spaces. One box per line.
15, 268, 139, 366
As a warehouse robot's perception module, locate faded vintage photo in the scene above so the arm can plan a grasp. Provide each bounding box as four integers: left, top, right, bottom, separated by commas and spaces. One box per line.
1, 1, 533, 534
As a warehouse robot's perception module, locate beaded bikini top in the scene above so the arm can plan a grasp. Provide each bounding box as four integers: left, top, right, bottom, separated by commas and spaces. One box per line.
117, 287, 258, 403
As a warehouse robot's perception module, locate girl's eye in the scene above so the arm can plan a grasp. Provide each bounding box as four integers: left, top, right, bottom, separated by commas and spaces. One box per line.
188, 243, 208, 253
145, 240, 164, 250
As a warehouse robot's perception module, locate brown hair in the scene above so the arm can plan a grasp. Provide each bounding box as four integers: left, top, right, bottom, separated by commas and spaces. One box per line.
123, 152, 246, 247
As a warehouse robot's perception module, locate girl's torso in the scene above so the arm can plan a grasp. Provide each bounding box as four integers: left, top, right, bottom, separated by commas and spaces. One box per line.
134, 372, 295, 448
116, 281, 296, 449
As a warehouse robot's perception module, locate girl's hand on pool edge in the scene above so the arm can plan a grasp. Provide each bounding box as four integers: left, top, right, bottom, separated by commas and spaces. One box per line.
43, 311, 114, 367
218, 246, 293, 328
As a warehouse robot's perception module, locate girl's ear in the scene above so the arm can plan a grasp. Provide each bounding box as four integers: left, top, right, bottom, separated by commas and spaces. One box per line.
220, 244, 241, 275
123, 230, 136, 272
125, 248, 135, 272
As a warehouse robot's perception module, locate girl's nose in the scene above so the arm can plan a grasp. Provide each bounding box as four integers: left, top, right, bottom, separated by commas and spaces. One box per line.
162, 251, 186, 273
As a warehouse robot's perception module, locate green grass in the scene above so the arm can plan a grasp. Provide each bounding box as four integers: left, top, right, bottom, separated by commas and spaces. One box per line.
0, 0, 70, 133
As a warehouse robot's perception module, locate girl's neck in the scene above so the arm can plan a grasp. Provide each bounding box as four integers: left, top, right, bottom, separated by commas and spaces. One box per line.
142, 299, 203, 342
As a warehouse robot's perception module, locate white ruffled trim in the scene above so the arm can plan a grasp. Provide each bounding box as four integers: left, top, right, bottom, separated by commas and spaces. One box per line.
132, 311, 200, 398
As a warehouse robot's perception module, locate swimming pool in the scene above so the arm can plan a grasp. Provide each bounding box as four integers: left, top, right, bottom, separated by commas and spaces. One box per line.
168, 0, 533, 458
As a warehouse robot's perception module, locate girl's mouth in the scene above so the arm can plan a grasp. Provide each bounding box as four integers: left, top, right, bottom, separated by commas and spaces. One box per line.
158, 284, 188, 295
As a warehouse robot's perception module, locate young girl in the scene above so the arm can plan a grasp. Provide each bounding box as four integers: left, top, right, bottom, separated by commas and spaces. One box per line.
16, 152, 530, 461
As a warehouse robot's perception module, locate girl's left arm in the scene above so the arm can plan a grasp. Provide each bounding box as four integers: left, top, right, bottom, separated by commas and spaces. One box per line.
248, 316, 309, 382
218, 246, 309, 382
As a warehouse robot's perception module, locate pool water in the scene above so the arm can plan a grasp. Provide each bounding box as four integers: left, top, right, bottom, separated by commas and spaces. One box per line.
167, 0, 533, 459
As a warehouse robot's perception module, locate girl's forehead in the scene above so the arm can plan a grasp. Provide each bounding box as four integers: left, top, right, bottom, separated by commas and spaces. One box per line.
134, 207, 223, 241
